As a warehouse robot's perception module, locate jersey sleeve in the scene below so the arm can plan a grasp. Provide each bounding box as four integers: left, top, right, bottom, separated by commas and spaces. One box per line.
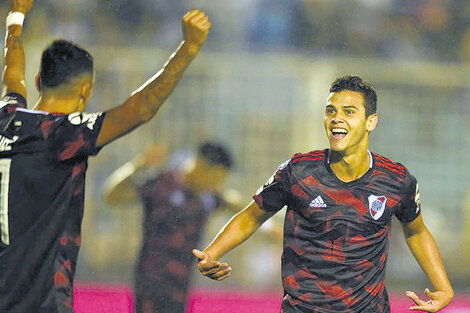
253, 159, 292, 213
394, 168, 421, 223
0, 92, 27, 107
48, 111, 106, 162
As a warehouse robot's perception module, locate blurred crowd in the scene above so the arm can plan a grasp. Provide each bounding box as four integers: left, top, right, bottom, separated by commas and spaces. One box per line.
2, 0, 470, 62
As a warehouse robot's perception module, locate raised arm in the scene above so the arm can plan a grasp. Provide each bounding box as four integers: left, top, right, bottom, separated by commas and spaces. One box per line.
401, 215, 453, 312
103, 159, 143, 206
193, 200, 275, 281
95, 9, 210, 147
104, 143, 167, 206
1, 0, 34, 98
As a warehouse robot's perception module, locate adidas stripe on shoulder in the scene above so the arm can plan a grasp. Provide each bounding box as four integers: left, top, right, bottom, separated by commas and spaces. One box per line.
373, 153, 406, 177
292, 150, 327, 165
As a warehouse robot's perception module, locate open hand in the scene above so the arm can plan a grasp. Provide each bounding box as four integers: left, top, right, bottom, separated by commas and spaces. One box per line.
193, 249, 231, 281
406, 288, 453, 312
11, 0, 34, 15
182, 9, 211, 51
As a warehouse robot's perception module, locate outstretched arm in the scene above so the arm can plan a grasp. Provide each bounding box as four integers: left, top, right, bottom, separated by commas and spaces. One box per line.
193, 201, 275, 280
1, 0, 34, 98
96, 9, 210, 147
401, 215, 453, 312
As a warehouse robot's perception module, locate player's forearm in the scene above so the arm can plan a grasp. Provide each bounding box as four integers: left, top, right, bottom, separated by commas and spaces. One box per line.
405, 227, 453, 296
205, 213, 261, 261
133, 41, 201, 122
204, 201, 272, 261
104, 160, 143, 206
2, 23, 26, 98
96, 10, 209, 148
95, 42, 201, 147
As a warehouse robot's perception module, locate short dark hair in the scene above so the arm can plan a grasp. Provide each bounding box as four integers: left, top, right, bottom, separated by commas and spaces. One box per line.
198, 142, 233, 169
329, 75, 377, 117
39, 40, 94, 90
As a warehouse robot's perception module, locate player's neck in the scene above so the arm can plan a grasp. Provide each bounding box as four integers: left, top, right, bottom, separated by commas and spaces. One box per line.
34, 95, 81, 114
181, 167, 204, 195
329, 148, 371, 183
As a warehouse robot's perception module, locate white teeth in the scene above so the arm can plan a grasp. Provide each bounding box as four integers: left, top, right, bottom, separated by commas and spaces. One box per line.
332, 128, 348, 134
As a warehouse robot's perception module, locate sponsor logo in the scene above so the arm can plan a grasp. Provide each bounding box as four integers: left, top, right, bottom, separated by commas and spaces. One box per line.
368, 195, 387, 220
0, 135, 18, 152
2, 96, 18, 105
310, 195, 327, 208
68, 112, 102, 130
0, 98, 17, 109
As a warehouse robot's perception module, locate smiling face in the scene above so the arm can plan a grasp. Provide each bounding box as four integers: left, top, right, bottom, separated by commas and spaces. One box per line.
324, 90, 378, 155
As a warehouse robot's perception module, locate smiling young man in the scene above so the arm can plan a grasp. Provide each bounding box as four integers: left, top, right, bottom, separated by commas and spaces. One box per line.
194, 76, 454, 312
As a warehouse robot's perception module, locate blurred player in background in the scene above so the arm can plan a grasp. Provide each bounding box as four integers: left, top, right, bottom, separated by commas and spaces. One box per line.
0, 0, 210, 311
194, 76, 454, 312
104, 141, 237, 313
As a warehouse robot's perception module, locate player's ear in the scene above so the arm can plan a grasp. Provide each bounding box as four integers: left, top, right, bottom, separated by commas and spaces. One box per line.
366, 113, 378, 132
35, 74, 41, 92
80, 78, 92, 99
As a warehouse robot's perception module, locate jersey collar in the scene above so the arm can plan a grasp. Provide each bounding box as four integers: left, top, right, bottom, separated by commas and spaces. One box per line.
327, 149, 373, 168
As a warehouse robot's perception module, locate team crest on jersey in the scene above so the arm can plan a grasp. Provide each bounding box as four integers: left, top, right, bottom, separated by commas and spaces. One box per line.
368, 195, 387, 220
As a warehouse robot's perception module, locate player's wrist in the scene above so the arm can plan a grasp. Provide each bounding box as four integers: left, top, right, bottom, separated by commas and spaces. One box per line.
440, 289, 454, 299
6, 11, 25, 28
181, 40, 202, 56
132, 155, 148, 170
203, 248, 219, 261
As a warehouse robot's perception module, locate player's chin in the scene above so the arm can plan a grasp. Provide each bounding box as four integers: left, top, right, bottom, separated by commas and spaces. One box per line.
328, 142, 347, 152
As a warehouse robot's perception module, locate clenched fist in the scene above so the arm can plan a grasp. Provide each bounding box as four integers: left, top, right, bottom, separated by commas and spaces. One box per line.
182, 9, 211, 53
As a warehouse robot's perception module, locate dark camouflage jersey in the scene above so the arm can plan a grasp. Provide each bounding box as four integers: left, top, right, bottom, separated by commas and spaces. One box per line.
135, 170, 220, 313
0, 93, 106, 313
254, 150, 420, 313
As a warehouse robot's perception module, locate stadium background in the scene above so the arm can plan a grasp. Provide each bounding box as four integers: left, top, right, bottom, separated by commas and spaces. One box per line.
1, 0, 469, 312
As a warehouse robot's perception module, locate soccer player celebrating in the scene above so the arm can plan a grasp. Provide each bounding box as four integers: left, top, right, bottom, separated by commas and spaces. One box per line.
194, 76, 454, 312
0, 0, 210, 312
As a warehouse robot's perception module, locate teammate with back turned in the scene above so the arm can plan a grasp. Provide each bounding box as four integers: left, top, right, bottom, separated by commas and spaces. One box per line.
0, 0, 210, 312
193, 76, 454, 312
